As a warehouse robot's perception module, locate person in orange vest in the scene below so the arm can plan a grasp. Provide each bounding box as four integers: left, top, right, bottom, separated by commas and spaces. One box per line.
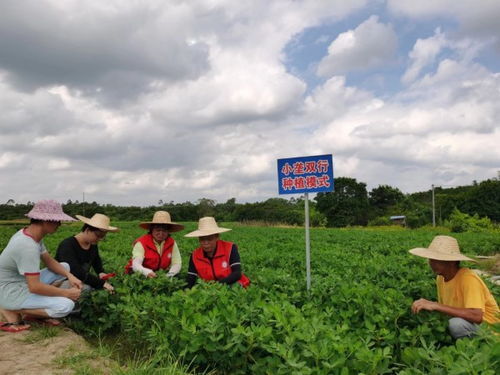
124, 211, 184, 278
409, 235, 499, 339
185, 217, 250, 288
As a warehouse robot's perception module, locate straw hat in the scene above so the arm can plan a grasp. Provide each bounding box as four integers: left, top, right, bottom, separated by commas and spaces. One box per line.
139, 211, 184, 232
409, 235, 475, 262
76, 213, 119, 232
25, 200, 76, 222
184, 217, 231, 237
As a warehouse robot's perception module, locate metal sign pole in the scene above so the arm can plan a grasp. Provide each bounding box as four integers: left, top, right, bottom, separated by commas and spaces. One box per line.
277, 154, 334, 292
305, 192, 311, 291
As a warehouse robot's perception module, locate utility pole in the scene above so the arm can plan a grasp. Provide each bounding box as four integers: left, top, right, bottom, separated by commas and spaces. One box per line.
83, 192, 86, 217
432, 184, 435, 227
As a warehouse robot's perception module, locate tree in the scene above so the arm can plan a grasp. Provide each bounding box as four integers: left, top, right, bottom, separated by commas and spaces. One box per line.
315, 177, 369, 227
369, 185, 404, 210
197, 198, 216, 217
368, 184, 405, 219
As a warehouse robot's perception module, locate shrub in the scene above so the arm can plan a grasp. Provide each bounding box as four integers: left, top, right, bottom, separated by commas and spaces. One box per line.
446, 209, 493, 233
368, 216, 392, 226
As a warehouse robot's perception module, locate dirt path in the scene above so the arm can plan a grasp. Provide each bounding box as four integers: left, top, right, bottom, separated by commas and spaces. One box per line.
0, 323, 114, 375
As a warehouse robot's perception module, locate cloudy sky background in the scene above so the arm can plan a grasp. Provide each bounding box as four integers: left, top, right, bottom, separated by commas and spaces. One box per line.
1, 0, 499, 206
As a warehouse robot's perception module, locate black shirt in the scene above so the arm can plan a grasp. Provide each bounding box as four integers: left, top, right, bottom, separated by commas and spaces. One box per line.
55, 236, 106, 289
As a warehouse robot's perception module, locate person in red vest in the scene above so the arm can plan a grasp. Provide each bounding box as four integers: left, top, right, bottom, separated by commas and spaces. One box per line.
185, 217, 250, 288
124, 211, 184, 278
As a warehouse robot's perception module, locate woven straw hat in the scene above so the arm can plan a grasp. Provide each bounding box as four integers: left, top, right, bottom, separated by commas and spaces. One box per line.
25, 200, 76, 222
76, 213, 119, 232
139, 211, 184, 232
184, 217, 231, 237
409, 235, 475, 262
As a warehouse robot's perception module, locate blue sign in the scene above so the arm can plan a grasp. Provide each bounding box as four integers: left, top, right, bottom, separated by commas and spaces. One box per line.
277, 154, 334, 195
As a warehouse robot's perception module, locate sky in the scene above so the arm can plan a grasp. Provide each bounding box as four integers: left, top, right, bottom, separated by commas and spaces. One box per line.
1, 0, 499, 206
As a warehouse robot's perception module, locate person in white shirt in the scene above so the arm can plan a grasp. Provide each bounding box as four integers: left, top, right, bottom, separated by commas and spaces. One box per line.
0, 200, 82, 332
124, 211, 184, 278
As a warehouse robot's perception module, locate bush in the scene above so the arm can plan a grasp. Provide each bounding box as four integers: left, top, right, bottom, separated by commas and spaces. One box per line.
446, 209, 493, 233
368, 216, 392, 226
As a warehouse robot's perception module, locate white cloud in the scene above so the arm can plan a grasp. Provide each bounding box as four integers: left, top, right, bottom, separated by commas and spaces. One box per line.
387, 0, 500, 49
304, 54, 500, 192
0, 1, 498, 205
402, 28, 447, 84
317, 15, 397, 77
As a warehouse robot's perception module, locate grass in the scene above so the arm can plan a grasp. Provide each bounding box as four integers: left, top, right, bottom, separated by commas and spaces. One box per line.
111, 352, 217, 375
18, 325, 61, 344
53, 343, 113, 375
65, 331, 213, 375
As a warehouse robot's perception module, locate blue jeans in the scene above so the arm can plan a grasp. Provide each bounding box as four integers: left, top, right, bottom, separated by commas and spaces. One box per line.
19, 263, 75, 318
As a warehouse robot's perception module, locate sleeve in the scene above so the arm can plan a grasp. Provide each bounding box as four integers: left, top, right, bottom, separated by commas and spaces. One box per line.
461, 274, 487, 311
132, 257, 153, 277
17, 240, 42, 276
186, 254, 198, 288
56, 239, 105, 289
91, 246, 105, 275
219, 244, 242, 285
167, 241, 182, 276
130, 241, 154, 277
132, 242, 146, 258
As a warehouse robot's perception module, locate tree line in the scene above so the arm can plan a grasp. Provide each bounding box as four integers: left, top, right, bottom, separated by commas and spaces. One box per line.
1, 178, 498, 228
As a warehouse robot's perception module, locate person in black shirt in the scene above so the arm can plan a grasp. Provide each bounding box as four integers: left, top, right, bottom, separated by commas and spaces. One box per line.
185, 217, 249, 288
56, 214, 119, 293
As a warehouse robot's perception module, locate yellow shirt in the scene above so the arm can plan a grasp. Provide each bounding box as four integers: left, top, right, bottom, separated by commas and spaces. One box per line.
437, 268, 499, 324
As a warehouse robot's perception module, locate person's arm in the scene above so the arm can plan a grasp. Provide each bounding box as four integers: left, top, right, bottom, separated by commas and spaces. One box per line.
411, 298, 483, 324
167, 242, 182, 277
219, 244, 242, 285
92, 247, 105, 275
186, 255, 198, 288
55, 240, 102, 288
131, 242, 156, 277
41, 252, 82, 289
25, 273, 81, 301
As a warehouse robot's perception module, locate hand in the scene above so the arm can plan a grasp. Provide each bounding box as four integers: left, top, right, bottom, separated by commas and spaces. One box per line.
411, 298, 437, 314
65, 287, 81, 301
103, 282, 115, 294
67, 274, 83, 290
146, 271, 157, 278
99, 272, 116, 281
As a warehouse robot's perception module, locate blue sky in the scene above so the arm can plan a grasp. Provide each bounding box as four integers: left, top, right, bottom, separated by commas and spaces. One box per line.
284, 7, 475, 98
0, 1, 499, 206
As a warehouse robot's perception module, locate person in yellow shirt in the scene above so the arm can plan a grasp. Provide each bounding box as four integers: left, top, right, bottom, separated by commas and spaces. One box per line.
409, 235, 499, 339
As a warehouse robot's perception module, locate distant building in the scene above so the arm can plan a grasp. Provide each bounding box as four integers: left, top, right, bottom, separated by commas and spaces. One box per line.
390, 215, 406, 227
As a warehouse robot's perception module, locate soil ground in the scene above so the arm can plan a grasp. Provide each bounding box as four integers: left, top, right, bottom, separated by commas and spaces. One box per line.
0, 320, 114, 375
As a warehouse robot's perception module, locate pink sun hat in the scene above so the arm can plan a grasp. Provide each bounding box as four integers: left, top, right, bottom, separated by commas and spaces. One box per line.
25, 200, 76, 222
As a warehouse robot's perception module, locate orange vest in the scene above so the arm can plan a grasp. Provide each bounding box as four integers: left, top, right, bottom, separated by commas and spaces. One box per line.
124, 234, 174, 274
192, 240, 250, 288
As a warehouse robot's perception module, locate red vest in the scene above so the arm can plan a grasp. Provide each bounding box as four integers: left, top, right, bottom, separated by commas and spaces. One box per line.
192, 240, 250, 288
124, 234, 175, 274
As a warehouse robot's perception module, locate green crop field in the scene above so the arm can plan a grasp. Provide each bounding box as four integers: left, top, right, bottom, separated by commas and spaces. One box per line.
1, 223, 499, 374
